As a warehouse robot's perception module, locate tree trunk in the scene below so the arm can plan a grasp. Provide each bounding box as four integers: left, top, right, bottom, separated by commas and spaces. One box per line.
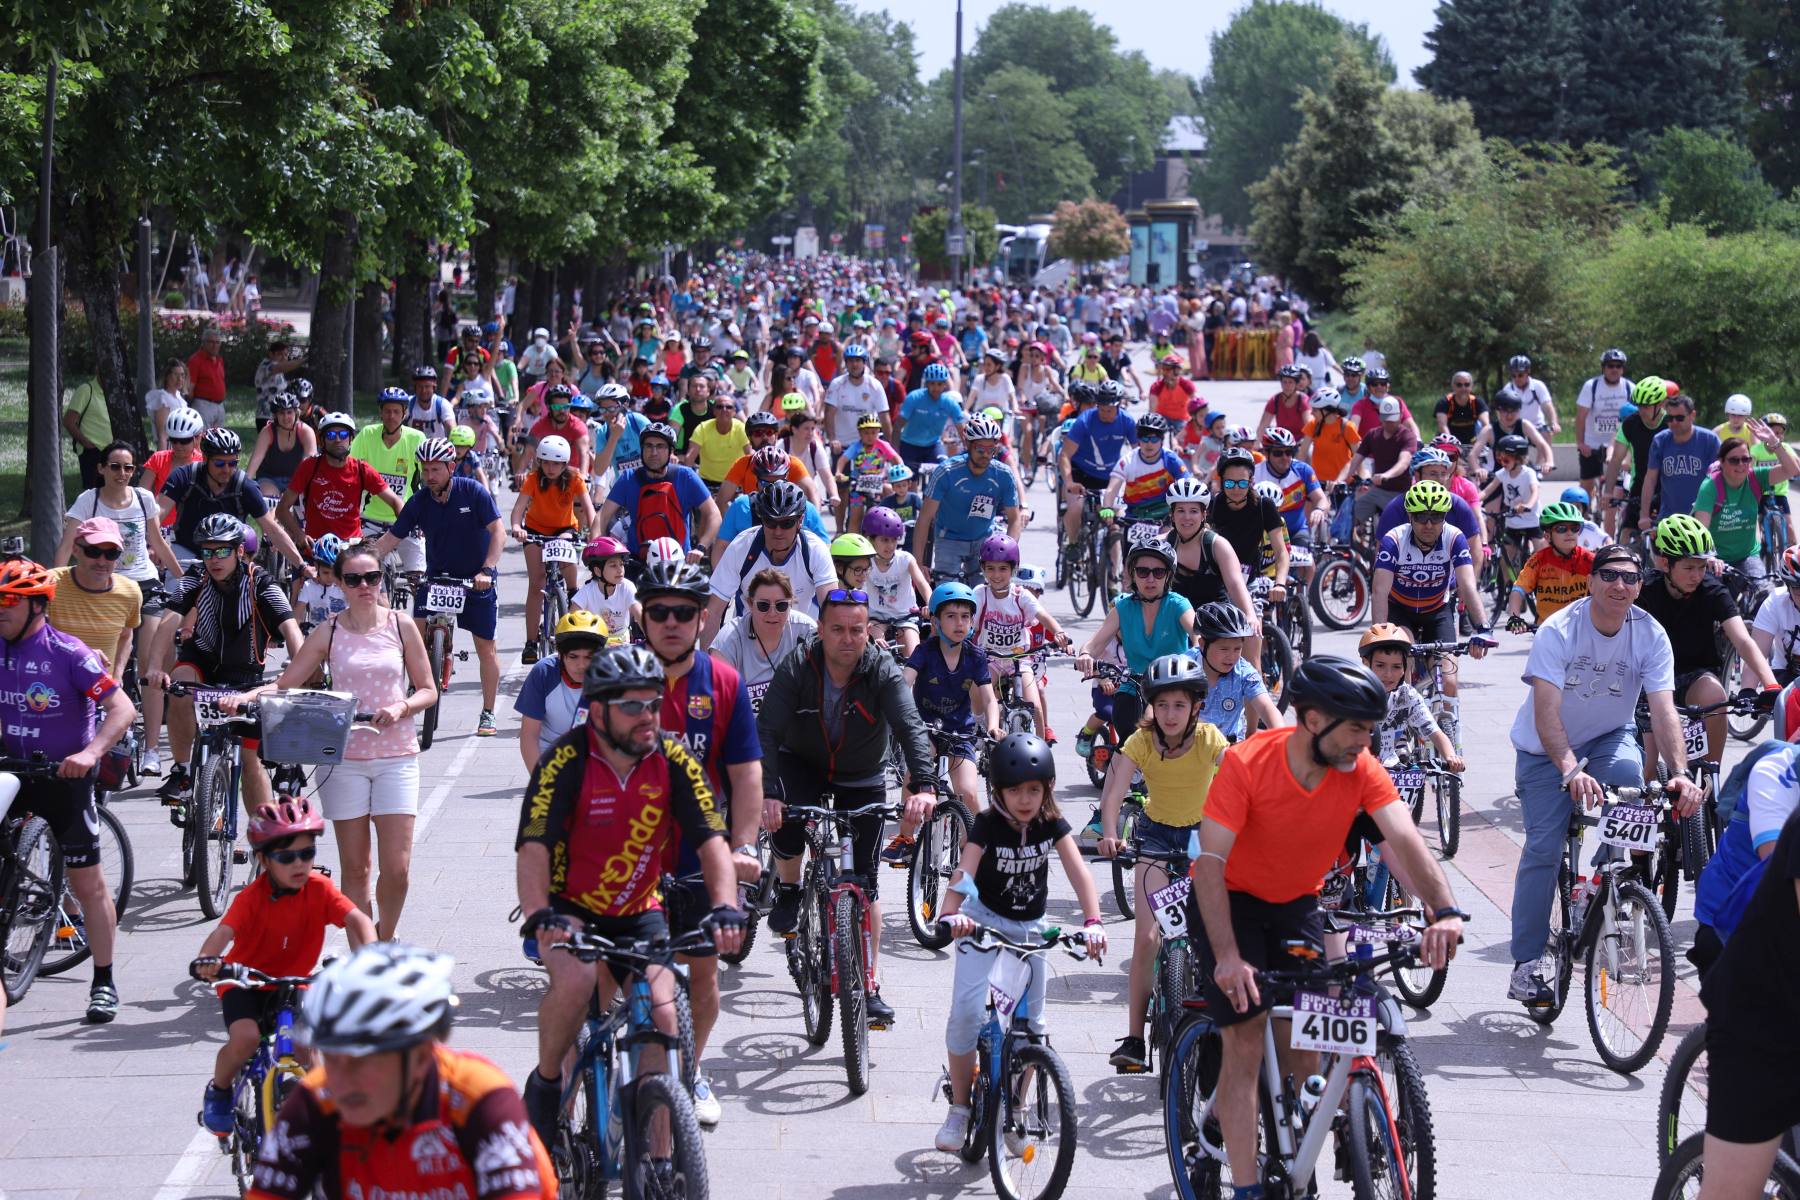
307, 209, 359, 412
526, 264, 552, 335
24, 246, 63, 555
65, 196, 145, 458
354, 280, 385, 397
471, 223, 499, 329
392, 265, 429, 380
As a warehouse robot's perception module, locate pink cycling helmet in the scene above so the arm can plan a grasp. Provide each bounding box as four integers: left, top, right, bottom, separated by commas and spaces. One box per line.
979, 533, 1020, 565
247, 795, 325, 851
583, 535, 628, 565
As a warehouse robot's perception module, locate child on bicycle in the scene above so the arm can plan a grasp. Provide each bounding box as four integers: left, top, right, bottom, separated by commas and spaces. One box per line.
1358, 623, 1464, 770
889, 582, 1004, 864
863, 507, 929, 657
1094, 654, 1228, 1074
1192, 601, 1282, 742
972, 534, 1068, 741
934, 733, 1106, 1153
1481, 433, 1542, 556
1504, 500, 1595, 631
1017, 563, 1057, 742
573, 535, 638, 644
1557, 486, 1612, 551
834, 414, 902, 533
829, 532, 876, 591
449, 425, 489, 490
879, 462, 923, 530
295, 533, 348, 633
189, 797, 376, 1136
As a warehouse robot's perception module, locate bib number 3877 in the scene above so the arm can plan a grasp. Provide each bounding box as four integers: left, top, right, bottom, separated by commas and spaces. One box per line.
1290, 992, 1375, 1056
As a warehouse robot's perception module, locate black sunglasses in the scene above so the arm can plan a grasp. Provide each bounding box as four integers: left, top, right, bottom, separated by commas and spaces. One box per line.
1595, 567, 1641, 585
645, 603, 700, 623
764, 517, 800, 530
265, 845, 318, 865
79, 544, 122, 560
104, 461, 136, 472
170, 436, 196, 445
753, 598, 791, 613
339, 570, 383, 588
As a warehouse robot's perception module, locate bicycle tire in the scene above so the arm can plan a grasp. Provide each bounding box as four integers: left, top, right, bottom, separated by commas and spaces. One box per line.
2, 816, 61, 1004
1102, 527, 1122, 603
1584, 878, 1676, 1075
180, 774, 199, 889
1344, 1075, 1409, 1200
1068, 546, 1095, 617
835, 891, 871, 1095
989, 1042, 1078, 1200
1310, 554, 1370, 630
1154, 939, 1194, 1065
720, 831, 770, 967
1290, 589, 1314, 661
420, 625, 449, 751
1653, 1131, 1800, 1200
1657, 1022, 1707, 1166
622, 1072, 709, 1200
1112, 800, 1141, 919
1391, 947, 1448, 1011
1378, 1036, 1437, 1200
1527, 860, 1575, 1026
40, 803, 134, 977
1680, 807, 1714, 882
673, 973, 698, 1093
541, 579, 569, 661
1261, 624, 1293, 713
1084, 723, 1116, 790
1162, 1014, 1226, 1200
960, 1047, 992, 1165
796, 875, 833, 1047
1434, 771, 1461, 860
908, 798, 972, 950
193, 753, 236, 920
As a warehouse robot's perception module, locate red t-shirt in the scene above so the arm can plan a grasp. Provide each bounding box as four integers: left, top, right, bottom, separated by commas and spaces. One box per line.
528, 414, 591, 462
288, 455, 389, 541
142, 449, 196, 527
187, 349, 226, 403
1150, 376, 1197, 422
1263, 393, 1314, 438
812, 341, 839, 385
220, 871, 356, 985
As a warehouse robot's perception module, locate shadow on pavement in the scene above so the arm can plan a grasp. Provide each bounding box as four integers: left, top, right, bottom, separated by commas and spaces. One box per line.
117, 877, 215, 937
1077, 1074, 1168, 1161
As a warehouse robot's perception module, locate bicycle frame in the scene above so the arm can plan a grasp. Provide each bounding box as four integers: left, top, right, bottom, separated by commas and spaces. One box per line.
815, 821, 880, 1003
562, 971, 661, 1182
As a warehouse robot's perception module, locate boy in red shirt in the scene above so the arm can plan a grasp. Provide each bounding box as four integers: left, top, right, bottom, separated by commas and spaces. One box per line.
190, 796, 376, 1136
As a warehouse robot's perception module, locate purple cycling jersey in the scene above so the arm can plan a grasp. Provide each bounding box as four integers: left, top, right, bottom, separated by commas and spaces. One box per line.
0, 621, 117, 760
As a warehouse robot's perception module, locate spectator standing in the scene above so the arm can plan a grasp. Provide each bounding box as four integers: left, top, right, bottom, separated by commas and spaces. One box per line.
62, 378, 113, 491
186, 328, 227, 428
146, 360, 192, 451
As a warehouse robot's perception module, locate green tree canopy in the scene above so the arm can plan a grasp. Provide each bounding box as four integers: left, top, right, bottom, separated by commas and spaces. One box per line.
1641, 128, 1780, 234
1721, 0, 1800, 193
1048, 199, 1129, 267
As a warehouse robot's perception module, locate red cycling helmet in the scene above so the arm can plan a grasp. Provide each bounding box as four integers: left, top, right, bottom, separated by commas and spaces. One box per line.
247, 795, 325, 851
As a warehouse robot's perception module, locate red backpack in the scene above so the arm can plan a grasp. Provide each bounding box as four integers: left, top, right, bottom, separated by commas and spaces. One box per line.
636, 476, 687, 546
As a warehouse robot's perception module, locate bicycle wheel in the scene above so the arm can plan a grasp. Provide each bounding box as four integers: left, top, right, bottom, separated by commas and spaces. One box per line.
673, 973, 698, 1093
835, 891, 871, 1095
541, 580, 568, 660
1391, 946, 1448, 1011
2, 817, 61, 1004
1260, 625, 1293, 713
1162, 1014, 1225, 1200
908, 798, 972, 950
989, 1042, 1078, 1200
40, 803, 134, 977
1154, 939, 1194, 1060
1344, 1075, 1409, 1200
1290, 590, 1314, 660
622, 1072, 708, 1200
1680, 806, 1714, 881
1101, 528, 1122, 602
960, 1047, 992, 1165
1068, 544, 1095, 617
420, 625, 449, 751
193, 754, 236, 920
1111, 800, 1141, 919
1309, 554, 1370, 630
1375, 1037, 1437, 1200
1528, 861, 1575, 1026
1433, 771, 1461, 860
796, 876, 833, 1047
1584, 878, 1676, 1074
1652, 1132, 1800, 1199
1084, 723, 1116, 790
1657, 1022, 1708, 1166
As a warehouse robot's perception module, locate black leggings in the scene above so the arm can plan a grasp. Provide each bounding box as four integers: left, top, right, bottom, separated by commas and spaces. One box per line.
769, 752, 885, 900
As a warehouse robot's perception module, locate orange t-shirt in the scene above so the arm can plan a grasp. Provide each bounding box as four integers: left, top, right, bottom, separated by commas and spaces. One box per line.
220, 871, 356, 986
723, 453, 810, 495
1200, 727, 1398, 903
1304, 414, 1361, 485
521, 469, 587, 535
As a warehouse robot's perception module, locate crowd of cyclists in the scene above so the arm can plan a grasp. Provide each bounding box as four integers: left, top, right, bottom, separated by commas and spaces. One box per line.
2, 250, 1797, 1200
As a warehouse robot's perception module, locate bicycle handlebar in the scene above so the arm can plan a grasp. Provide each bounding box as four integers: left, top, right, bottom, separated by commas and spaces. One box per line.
938, 922, 1093, 960
548, 927, 717, 965
191, 960, 316, 989
781, 801, 903, 823
0, 755, 61, 777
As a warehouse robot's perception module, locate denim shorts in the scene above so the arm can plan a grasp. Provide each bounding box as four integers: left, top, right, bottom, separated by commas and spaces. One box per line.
1133, 814, 1196, 863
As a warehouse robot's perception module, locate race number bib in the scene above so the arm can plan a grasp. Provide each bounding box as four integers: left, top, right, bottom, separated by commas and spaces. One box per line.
1127, 521, 1162, 546
1682, 720, 1707, 759
984, 621, 1029, 654
379, 472, 408, 496
855, 471, 885, 496
1348, 922, 1422, 948
616, 457, 641, 475
541, 539, 578, 564
193, 690, 236, 728
1290, 992, 1376, 1056
968, 494, 996, 521
1148, 875, 1192, 939
1598, 803, 1658, 852
987, 951, 1033, 1020
1389, 766, 1425, 792
424, 584, 466, 614
746, 680, 770, 714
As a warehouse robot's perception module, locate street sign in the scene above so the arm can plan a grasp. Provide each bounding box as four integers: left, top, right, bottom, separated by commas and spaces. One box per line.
771, 236, 793, 246
865, 224, 885, 250
830, 232, 844, 245
946, 232, 965, 257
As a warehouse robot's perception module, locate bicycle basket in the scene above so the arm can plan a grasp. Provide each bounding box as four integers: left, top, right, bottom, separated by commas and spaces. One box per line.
257, 690, 358, 764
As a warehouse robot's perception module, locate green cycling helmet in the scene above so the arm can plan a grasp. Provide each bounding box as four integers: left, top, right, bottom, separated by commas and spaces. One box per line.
1654, 513, 1714, 560
1403, 480, 1453, 515
1631, 375, 1672, 408
448, 425, 476, 448
1538, 501, 1584, 529
830, 533, 876, 560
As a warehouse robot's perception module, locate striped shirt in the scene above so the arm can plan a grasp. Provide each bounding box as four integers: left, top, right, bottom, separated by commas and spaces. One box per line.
167, 562, 294, 666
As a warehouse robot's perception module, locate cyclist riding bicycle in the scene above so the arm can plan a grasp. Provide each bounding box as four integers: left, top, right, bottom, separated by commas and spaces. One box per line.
1075, 539, 1196, 735
1505, 501, 1595, 628
404, 365, 456, 440
1693, 419, 1799, 582
1373, 446, 1485, 564
1166, 478, 1258, 630
1251, 425, 1328, 582
160, 428, 313, 576
1059, 379, 1137, 553
1358, 623, 1464, 769
277, 411, 404, 562
1191, 600, 1281, 743
350, 390, 428, 576
912, 414, 1020, 585
1101, 411, 1186, 531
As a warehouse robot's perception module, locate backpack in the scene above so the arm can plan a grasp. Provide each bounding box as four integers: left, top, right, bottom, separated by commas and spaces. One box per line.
734, 526, 827, 612
183, 466, 251, 520
635, 475, 688, 546
1704, 459, 1763, 520
1715, 738, 1788, 827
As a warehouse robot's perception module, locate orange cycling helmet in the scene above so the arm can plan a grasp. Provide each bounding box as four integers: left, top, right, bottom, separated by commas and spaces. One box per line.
1358, 622, 1414, 660
0, 558, 58, 600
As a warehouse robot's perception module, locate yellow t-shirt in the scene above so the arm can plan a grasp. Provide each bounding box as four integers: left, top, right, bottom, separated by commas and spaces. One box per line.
690, 418, 749, 482
1121, 722, 1230, 828
66, 380, 112, 448
46, 567, 141, 674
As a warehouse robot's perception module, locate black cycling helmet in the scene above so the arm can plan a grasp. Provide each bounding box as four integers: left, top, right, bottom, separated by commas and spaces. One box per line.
988, 733, 1055, 789
1098, 380, 1129, 405
1217, 447, 1256, 472
637, 559, 710, 604
754, 479, 807, 521
1069, 381, 1097, 406
1136, 412, 1170, 439
1287, 655, 1388, 723
1496, 433, 1530, 457
1194, 600, 1255, 642
1144, 653, 1207, 700
582, 644, 666, 704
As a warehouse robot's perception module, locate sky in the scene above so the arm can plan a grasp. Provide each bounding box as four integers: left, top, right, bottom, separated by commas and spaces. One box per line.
844, 0, 1439, 89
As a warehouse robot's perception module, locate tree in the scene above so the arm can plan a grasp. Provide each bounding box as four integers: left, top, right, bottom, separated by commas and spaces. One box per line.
1048, 199, 1129, 269
1249, 50, 1483, 304
1721, 0, 1800, 193
911, 205, 997, 278
1641, 128, 1779, 234
1192, 0, 1393, 231
1414, 0, 1584, 145
908, 66, 1095, 224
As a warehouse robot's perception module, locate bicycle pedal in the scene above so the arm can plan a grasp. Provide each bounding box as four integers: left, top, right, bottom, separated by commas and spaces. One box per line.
232, 849, 250, 865
868, 1018, 893, 1031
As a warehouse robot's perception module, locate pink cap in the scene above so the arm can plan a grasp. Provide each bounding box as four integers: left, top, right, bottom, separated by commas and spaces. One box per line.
76, 516, 123, 548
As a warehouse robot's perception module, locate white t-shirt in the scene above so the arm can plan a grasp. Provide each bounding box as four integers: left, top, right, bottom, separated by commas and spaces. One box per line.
1743, 743, 1800, 850
1576, 374, 1633, 450
297, 579, 348, 628
867, 550, 920, 619
967, 372, 1016, 418
973, 583, 1041, 663
1577, 520, 1610, 553
710, 528, 835, 618
146, 389, 188, 426
518, 341, 557, 377
65, 487, 161, 582
1497, 378, 1556, 430
1509, 598, 1674, 756
1494, 464, 1540, 530
572, 577, 637, 643
407, 396, 456, 439
709, 609, 819, 712
823, 373, 887, 445
1752, 587, 1800, 672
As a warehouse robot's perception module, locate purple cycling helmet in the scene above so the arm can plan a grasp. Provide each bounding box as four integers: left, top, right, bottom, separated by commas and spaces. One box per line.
978, 533, 1020, 565
861, 507, 905, 539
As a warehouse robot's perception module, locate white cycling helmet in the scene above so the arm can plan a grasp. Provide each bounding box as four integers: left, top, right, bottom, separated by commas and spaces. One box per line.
1167, 477, 1212, 507
165, 407, 206, 440
536, 435, 572, 464
645, 536, 686, 567
300, 942, 457, 1055
1253, 480, 1283, 504
1725, 393, 1754, 417
318, 410, 356, 435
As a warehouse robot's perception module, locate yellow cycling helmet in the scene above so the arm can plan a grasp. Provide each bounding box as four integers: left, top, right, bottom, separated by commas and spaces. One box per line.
448, 424, 477, 448
1403, 480, 1453, 515
780, 392, 809, 414
1654, 513, 1714, 561
830, 533, 876, 560
553, 609, 609, 651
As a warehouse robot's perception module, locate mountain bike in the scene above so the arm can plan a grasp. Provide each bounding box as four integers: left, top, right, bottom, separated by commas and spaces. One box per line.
782, 797, 901, 1095
937, 924, 1090, 1200
1524, 781, 1677, 1074
0, 757, 64, 1005
1653, 1132, 1800, 1199
417, 575, 475, 750
165, 683, 256, 919
40, 794, 133, 978
1112, 844, 1197, 1077
525, 532, 580, 661
1064, 499, 1108, 618
905, 726, 979, 952
1407, 639, 1472, 753
195, 963, 315, 1195
1387, 745, 1462, 861
1308, 484, 1372, 631
547, 929, 712, 1200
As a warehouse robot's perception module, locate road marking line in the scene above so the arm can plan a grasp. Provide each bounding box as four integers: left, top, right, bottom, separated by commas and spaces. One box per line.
153, 1127, 226, 1200
415, 661, 526, 840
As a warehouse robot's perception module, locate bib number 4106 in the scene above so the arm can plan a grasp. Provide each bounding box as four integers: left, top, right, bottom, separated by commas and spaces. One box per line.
1290, 992, 1375, 1056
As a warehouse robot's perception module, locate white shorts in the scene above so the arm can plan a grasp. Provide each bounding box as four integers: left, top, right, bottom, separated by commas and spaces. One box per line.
318, 755, 421, 820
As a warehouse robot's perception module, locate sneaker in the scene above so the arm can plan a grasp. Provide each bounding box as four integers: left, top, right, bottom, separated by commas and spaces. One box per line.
1075, 731, 1095, 758
1109, 1035, 1148, 1073
85, 983, 119, 1025
522, 644, 540, 665
1507, 961, 1553, 1006
141, 749, 163, 778
200, 1082, 234, 1136
1043, 725, 1057, 745
476, 710, 497, 737
1080, 809, 1104, 844
768, 884, 802, 936
523, 1069, 560, 1150
691, 1075, 722, 1128
158, 764, 191, 805
934, 1104, 972, 1153
865, 988, 895, 1027
880, 833, 915, 866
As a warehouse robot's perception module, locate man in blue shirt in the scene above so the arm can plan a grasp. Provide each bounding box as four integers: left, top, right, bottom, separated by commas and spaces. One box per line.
589, 384, 650, 477
897, 363, 966, 472
912, 416, 1021, 584
1059, 383, 1137, 550
373, 438, 507, 735
597, 422, 720, 557
1642, 392, 1720, 529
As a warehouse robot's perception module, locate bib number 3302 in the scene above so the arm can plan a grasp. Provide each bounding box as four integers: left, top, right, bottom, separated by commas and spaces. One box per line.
1290, 992, 1375, 1056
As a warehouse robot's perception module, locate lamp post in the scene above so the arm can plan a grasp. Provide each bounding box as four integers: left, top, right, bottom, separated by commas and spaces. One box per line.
947, 0, 965, 286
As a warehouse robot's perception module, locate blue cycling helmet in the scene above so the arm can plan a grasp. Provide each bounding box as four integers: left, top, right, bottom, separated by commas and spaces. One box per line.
930, 581, 977, 615
1561, 486, 1592, 507
311, 533, 347, 568
1410, 447, 1452, 473
568, 392, 595, 412
378, 386, 410, 408
843, 343, 869, 360
886, 463, 914, 483
650, 373, 672, 391
922, 363, 951, 384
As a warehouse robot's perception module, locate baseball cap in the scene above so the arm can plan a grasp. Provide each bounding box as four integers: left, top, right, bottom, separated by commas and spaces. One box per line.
77, 517, 123, 548
1378, 398, 1402, 419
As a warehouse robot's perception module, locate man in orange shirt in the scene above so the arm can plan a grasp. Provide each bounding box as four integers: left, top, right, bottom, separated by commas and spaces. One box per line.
1193, 656, 1465, 1194
714, 419, 821, 509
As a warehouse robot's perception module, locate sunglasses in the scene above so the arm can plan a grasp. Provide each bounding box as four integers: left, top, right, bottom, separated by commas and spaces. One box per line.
1548, 523, 1582, 535
1133, 565, 1169, 580
323, 429, 352, 441
265, 845, 318, 865
1724, 456, 1753, 465
340, 569, 383, 588
1595, 567, 1641, 585
104, 462, 136, 472
79, 544, 122, 560
199, 545, 239, 560
170, 436, 196, 445
0, 593, 20, 608
1221, 479, 1251, 490
753, 598, 791, 613
1266, 449, 1293, 458
1666, 414, 1691, 423
549, 404, 570, 412
1410, 514, 1446, 526
824, 588, 868, 605
765, 517, 799, 530
211, 458, 239, 469
645, 603, 700, 624
751, 429, 778, 439
606, 697, 661, 716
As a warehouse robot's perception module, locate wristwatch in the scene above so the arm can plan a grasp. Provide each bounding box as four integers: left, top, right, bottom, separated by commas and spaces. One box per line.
1430, 906, 1470, 923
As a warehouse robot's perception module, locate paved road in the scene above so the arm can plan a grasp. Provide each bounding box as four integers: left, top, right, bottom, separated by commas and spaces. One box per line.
1, 374, 1720, 1199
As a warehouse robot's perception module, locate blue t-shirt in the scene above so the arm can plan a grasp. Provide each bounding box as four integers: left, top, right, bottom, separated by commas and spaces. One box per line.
1065, 408, 1138, 479
604, 465, 713, 553
958, 328, 988, 360
900, 388, 966, 448
1253, 461, 1324, 537
1198, 657, 1268, 742
906, 637, 992, 736
390, 477, 500, 579
597, 412, 651, 471
1649, 427, 1720, 517
929, 457, 1020, 542
1376, 491, 1482, 547
717, 494, 830, 544
1114, 592, 1194, 677
513, 656, 585, 752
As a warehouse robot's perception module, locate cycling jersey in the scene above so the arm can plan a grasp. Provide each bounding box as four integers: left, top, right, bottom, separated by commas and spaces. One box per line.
840, 442, 902, 497
973, 583, 1040, 662
1062, 408, 1138, 479
0, 620, 117, 760
1374, 682, 1438, 762
866, 550, 920, 620
1374, 526, 1472, 615
1513, 544, 1594, 621
1251, 460, 1322, 537
1375, 492, 1482, 549
1198, 657, 1266, 741
245, 1044, 554, 1200
927, 457, 1019, 542
1110, 447, 1185, 516
906, 636, 992, 737
659, 652, 760, 794
347, 425, 426, 523
287, 455, 391, 542
516, 727, 725, 917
